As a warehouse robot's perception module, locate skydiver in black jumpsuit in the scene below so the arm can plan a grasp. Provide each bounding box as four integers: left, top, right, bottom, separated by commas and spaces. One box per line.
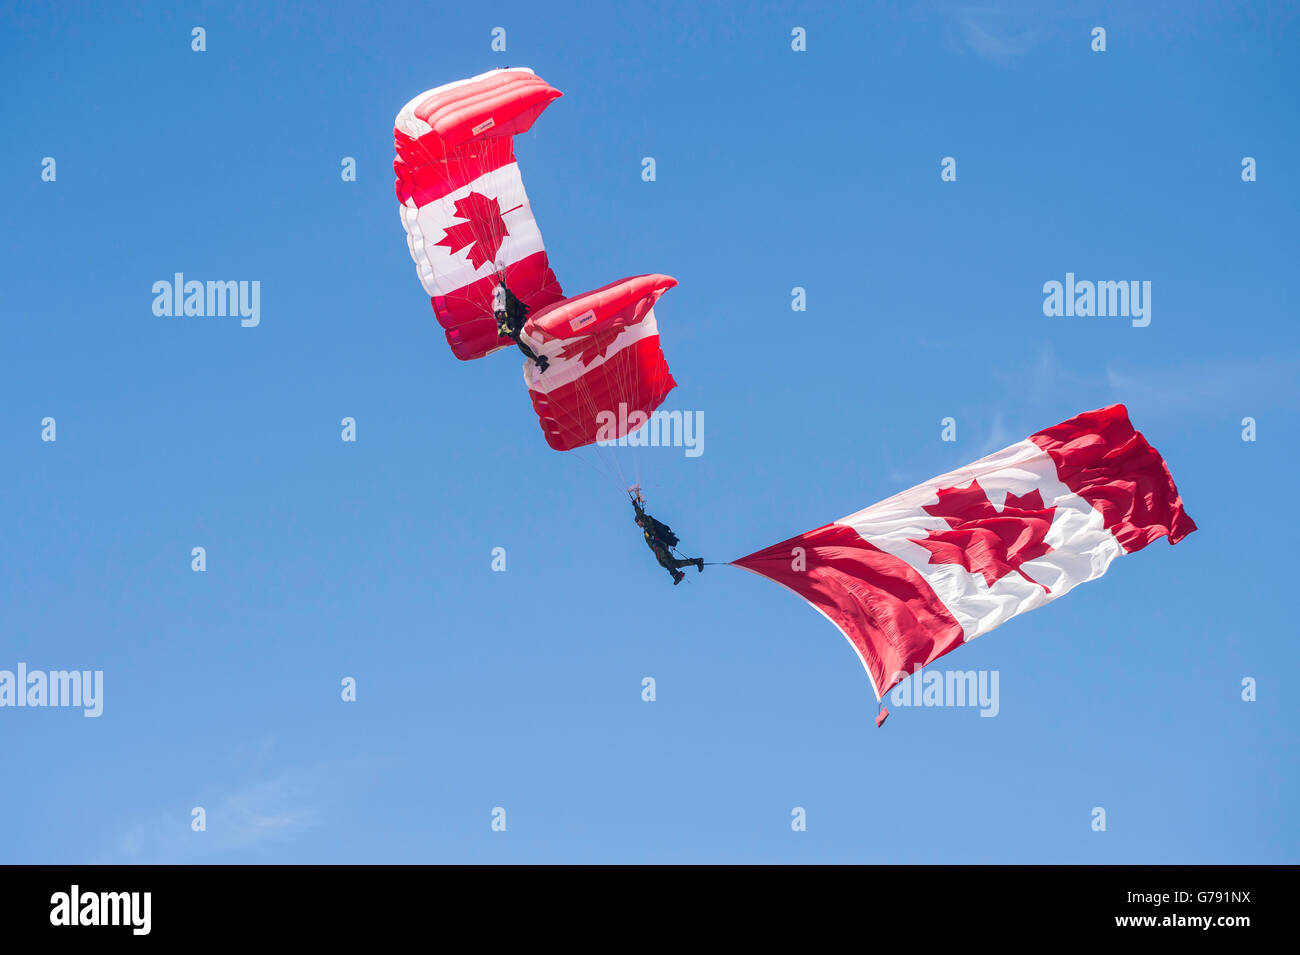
493, 279, 549, 371
632, 493, 704, 585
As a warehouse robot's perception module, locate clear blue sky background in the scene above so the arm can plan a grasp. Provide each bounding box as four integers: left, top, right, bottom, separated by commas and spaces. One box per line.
2, 1, 1296, 863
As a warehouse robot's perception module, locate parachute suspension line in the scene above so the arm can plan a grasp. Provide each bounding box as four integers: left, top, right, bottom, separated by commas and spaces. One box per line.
595, 366, 634, 491
557, 370, 623, 490
565, 357, 631, 490
540, 363, 630, 494
561, 433, 617, 485
629, 320, 645, 491
621, 329, 646, 488
600, 328, 633, 487
610, 307, 651, 493
606, 300, 673, 501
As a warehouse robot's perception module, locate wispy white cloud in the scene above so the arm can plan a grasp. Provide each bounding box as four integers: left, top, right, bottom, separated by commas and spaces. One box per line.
108, 768, 322, 863
970, 343, 1292, 449
974, 410, 1014, 455
1105, 356, 1300, 416
102, 740, 398, 863
940, 2, 1043, 63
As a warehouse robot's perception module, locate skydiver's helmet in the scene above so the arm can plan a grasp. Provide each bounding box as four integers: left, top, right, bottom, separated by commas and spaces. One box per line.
634, 514, 645, 527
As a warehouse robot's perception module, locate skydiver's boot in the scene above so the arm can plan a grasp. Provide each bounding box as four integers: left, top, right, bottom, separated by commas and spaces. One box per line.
695, 558, 705, 572
672, 570, 685, 585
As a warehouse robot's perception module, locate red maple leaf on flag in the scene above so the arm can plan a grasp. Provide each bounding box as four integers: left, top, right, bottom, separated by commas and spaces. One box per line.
910, 480, 1056, 592
434, 192, 521, 270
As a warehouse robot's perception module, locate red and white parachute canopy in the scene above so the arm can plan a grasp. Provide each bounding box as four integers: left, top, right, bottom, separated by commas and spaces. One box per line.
395, 67, 565, 361
522, 275, 678, 451
395, 68, 679, 453
734, 405, 1196, 703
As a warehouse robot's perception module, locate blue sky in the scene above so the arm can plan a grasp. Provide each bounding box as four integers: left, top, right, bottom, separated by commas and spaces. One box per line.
2, 0, 1296, 863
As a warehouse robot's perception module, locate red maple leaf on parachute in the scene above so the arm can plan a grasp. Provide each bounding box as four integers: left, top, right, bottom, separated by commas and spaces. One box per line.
555, 321, 634, 366
435, 192, 521, 270
909, 480, 1057, 592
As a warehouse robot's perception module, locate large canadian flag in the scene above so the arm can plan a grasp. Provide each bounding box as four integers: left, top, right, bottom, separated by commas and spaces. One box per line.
733, 405, 1196, 701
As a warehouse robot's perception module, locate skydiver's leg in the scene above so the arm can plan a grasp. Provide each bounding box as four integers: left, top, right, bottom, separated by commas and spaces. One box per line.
659, 554, 701, 583
653, 547, 683, 583
509, 334, 549, 372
